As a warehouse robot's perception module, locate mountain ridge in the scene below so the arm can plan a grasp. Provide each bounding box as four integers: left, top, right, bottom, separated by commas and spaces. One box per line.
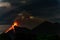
0, 21, 59, 40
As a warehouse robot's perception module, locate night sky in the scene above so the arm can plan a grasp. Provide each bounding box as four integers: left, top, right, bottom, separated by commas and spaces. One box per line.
0, 0, 60, 24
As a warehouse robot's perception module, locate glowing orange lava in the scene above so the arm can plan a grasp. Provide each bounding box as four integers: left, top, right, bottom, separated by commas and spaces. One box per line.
5, 21, 19, 33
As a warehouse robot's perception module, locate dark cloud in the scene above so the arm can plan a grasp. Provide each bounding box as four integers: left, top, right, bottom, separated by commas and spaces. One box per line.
0, 0, 60, 24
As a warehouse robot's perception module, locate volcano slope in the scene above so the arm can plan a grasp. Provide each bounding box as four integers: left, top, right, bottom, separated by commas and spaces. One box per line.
0, 21, 59, 40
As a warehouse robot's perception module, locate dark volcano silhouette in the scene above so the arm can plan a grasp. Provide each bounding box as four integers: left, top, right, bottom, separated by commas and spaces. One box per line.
0, 21, 59, 40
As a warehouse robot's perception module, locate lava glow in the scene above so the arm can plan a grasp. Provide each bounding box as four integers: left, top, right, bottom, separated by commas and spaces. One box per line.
5, 21, 19, 33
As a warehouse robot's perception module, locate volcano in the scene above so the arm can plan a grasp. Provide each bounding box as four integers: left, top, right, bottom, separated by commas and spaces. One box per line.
0, 21, 59, 40
0, 13, 59, 40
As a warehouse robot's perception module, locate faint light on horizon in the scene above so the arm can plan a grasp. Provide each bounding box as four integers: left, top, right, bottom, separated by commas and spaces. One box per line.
0, 25, 10, 34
